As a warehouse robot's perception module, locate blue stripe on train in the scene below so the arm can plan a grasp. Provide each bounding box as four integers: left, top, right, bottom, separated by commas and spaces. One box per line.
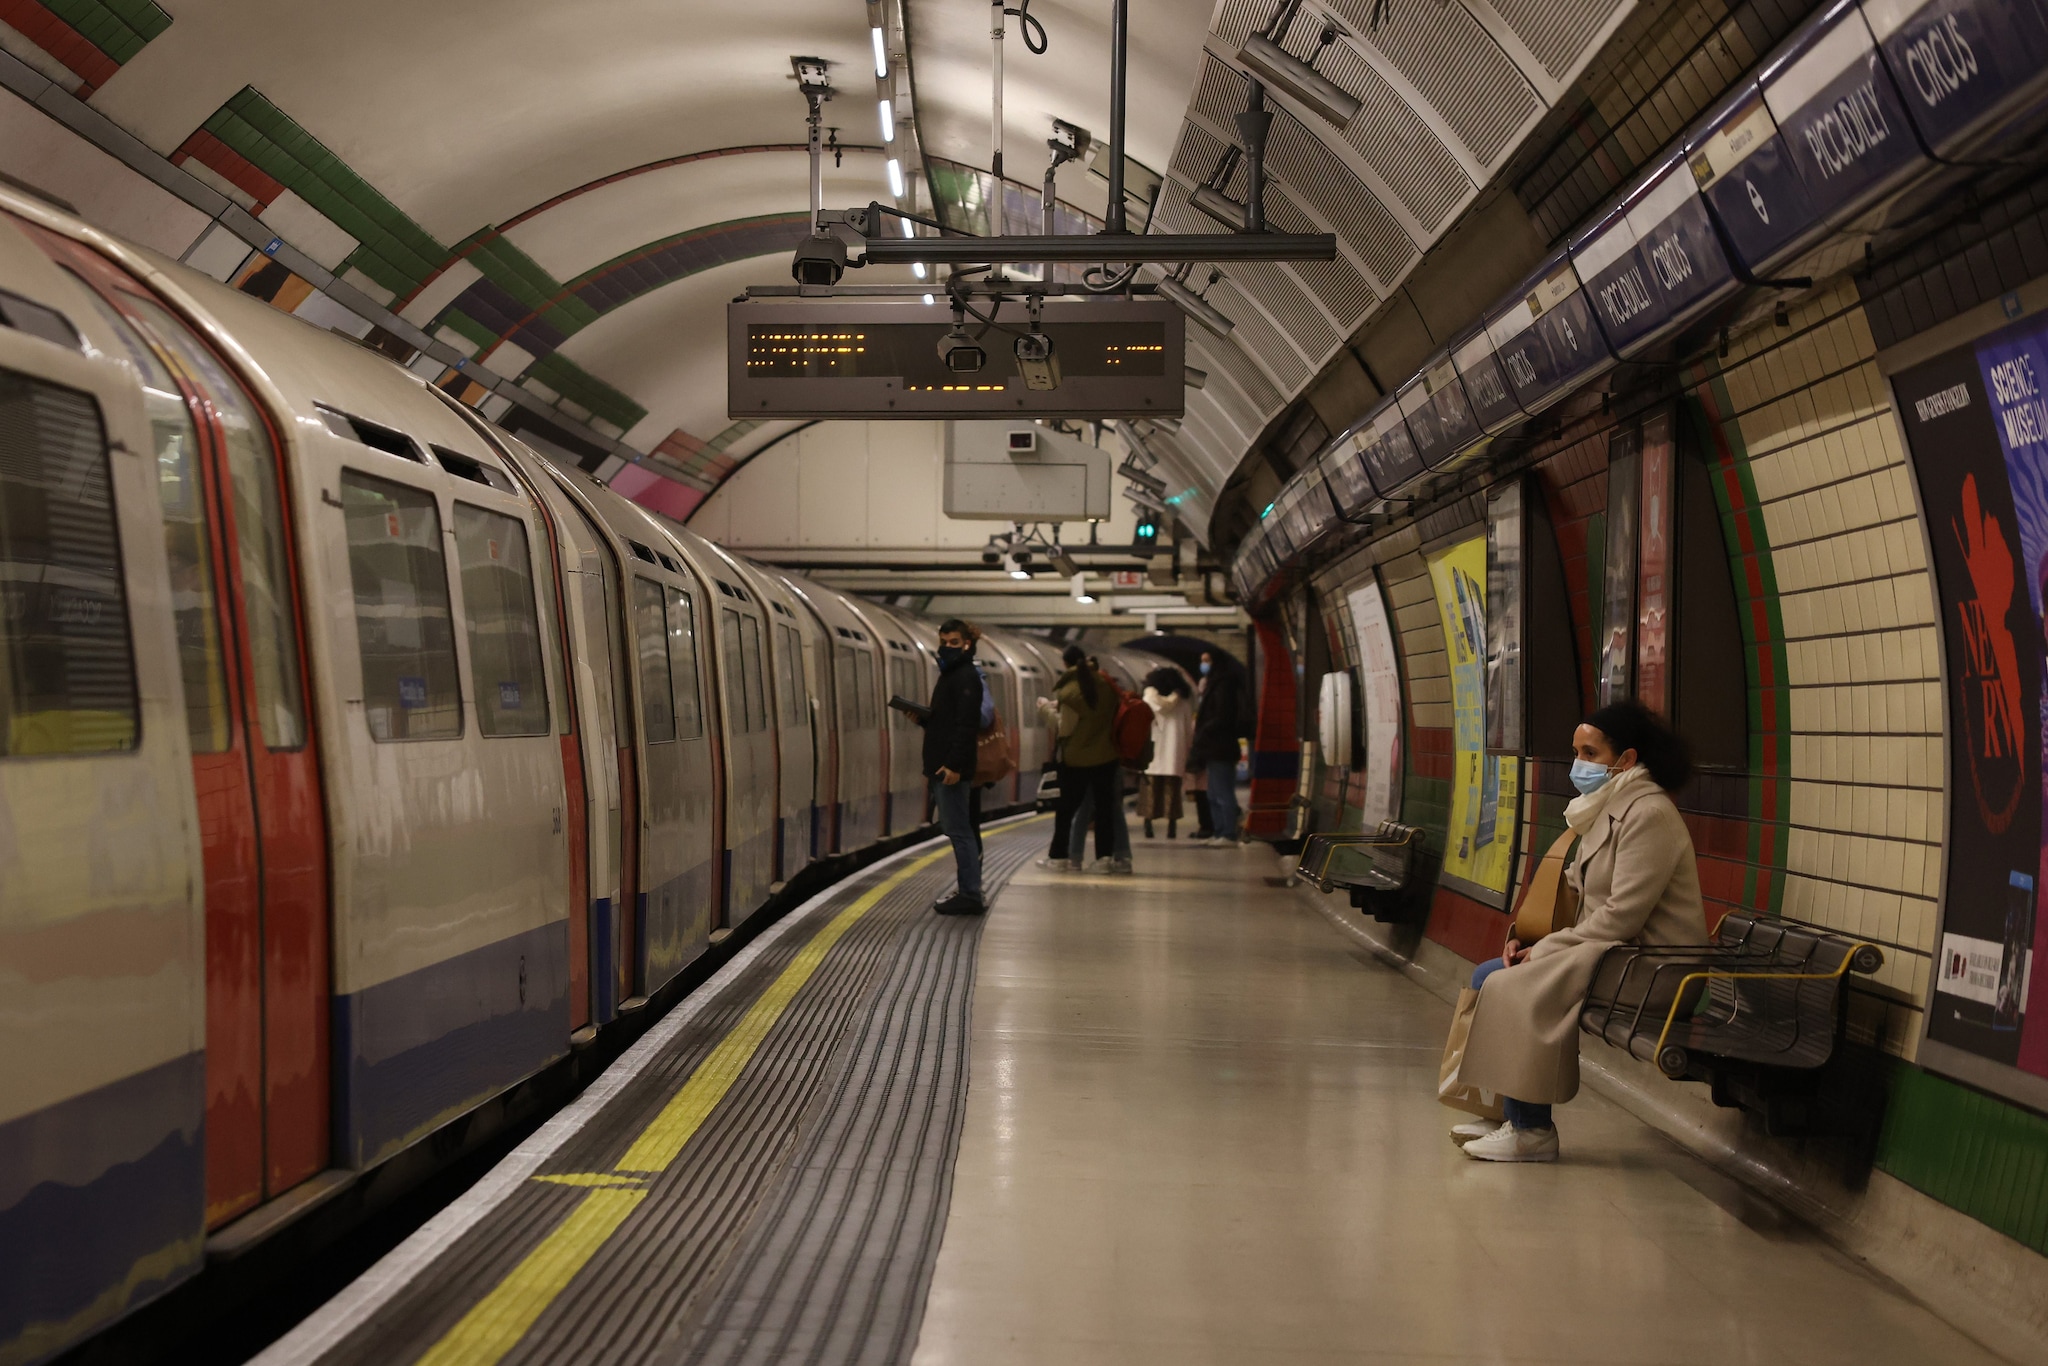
0, 1052, 203, 1363
332, 920, 570, 1169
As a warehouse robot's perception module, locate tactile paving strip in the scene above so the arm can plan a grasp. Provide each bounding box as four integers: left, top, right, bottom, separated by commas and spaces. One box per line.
255, 818, 1041, 1366
678, 831, 1040, 1366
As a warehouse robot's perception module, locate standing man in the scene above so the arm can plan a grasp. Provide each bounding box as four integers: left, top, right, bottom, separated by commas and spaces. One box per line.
926, 619, 986, 915
1188, 649, 1248, 846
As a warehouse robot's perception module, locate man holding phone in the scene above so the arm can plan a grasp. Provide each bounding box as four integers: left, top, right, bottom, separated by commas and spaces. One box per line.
924, 620, 986, 915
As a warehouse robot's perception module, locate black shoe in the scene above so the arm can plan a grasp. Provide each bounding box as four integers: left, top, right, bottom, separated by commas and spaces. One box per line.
1144, 821, 1155, 839
934, 892, 986, 916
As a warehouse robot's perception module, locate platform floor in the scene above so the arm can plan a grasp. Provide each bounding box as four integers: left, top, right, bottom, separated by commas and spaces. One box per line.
912, 836, 2009, 1366
257, 823, 2013, 1366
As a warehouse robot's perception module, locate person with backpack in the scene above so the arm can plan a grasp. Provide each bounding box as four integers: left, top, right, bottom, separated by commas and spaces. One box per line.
1040, 645, 1131, 875
1189, 649, 1250, 846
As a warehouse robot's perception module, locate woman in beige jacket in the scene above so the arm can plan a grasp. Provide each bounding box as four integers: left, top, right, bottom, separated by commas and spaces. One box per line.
1456, 700, 1706, 1163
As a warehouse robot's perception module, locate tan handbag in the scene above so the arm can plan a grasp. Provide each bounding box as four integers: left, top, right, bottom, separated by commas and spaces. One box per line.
974, 710, 1014, 786
1511, 829, 1581, 945
1437, 987, 1504, 1119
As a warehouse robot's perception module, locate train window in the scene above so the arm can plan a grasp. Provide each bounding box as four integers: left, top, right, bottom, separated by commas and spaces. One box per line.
454, 504, 550, 737
121, 294, 306, 750
73, 293, 230, 753
666, 587, 704, 740
340, 471, 462, 741
627, 540, 659, 566
776, 623, 805, 728
317, 405, 425, 463
834, 645, 858, 729
720, 607, 747, 733
0, 369, 139, 756
632, 577, 676, 743
0, 287, 80, 351
431, 445, 518, 495
741, 614, 768, 732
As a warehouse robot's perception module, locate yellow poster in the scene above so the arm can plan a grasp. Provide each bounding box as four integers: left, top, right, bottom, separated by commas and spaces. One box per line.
1427, 536, 1519, 903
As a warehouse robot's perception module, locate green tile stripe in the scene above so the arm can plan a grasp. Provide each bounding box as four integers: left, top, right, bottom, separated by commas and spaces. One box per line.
1683, 376, 1790, 917
41, 0, 170, 64
1878, 1066, 2048, 1254
201, 87, 447, 297
437, 308, 499, 354
525, 352, 645, 432
462, 232, 599, 336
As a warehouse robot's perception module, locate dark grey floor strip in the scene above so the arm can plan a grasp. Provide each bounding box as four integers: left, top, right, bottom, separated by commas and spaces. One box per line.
676, 835, 1037, 1366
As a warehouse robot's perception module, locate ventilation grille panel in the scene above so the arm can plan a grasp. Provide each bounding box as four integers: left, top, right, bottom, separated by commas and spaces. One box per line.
1263, 186, 1377, 329
1229, 260, 1340, 363
1211, 0, 1267, 46
1486, 0, 1629, 82
1326, 0, 1541, 166
1208, 278, 1310, 393
1310, 40, 1473, 232
1266, 112, 1417, 288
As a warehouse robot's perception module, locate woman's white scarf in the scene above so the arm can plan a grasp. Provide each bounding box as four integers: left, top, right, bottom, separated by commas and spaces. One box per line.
1563, 761, 1652, 835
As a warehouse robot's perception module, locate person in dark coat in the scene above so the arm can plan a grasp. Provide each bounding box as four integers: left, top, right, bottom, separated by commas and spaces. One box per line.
1187, 649, 1249, 845
923, 619, 987, 914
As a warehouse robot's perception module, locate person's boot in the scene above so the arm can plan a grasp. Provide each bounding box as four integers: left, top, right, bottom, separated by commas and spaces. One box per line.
934, 891, 986, 916
1144, 819, 1155, 839
1167, 820, 1177, 840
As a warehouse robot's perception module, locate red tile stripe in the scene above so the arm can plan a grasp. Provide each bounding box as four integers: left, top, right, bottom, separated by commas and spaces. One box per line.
0, 0, 117, 93
172, 129, 285, 215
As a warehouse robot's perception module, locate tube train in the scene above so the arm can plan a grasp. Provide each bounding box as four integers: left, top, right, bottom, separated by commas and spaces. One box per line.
0, 180, 1169, 1365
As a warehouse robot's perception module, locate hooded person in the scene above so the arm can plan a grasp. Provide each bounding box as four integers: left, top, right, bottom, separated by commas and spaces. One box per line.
924, 619, 988, 915
1187, 649, 1249, 845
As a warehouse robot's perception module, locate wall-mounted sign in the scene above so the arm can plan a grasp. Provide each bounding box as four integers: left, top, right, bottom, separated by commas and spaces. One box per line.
1573, 161, 1736, 356
1865, 0, 2048, 161
1452, 327, 1524, 435
1486, 255, 1610, 414
1686, 88, 1824, 275
1347, 574, 1404, 830
1762, 2, 1926, 225
1896, 306, 2048, 1110
1358, 402, 1423, 496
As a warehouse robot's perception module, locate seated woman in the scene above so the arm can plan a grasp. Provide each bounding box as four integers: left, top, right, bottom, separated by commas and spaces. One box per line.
1455, 700, 1705, 1163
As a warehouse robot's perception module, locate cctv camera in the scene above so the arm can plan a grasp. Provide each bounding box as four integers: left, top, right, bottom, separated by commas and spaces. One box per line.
1014, 331, 1059, 391
938, 324, 986, 373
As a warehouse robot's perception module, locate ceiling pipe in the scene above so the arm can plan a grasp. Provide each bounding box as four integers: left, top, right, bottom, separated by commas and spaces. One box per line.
990, 0, 1005, 233
1106, 0, 1128, 234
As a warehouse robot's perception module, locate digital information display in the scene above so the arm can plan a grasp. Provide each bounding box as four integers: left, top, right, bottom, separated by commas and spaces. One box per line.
728, 298, 1185, 418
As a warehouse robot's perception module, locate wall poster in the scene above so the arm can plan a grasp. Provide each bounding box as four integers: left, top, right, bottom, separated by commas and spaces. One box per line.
1896, 308, 2048, 1109
1485, 482, 1527, 755
1428, 536, 1521, 905
1635, 409, 1675, 715
1346, 573, 1404, 830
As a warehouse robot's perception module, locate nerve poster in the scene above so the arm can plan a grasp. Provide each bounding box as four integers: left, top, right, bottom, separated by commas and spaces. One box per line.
1897, 309, 2048, 1102
1428, 535, 1520, 905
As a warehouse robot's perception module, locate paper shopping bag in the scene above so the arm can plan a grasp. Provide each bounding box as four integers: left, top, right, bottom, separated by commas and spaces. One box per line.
1437, 987, 1505, 1120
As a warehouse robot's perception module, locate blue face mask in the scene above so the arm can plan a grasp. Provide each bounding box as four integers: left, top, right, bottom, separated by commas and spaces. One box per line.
1569, 757, 1615, 796
1200, 661, 1212, 676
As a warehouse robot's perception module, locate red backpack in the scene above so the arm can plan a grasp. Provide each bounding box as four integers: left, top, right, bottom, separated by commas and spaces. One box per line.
1113, 689, 1155, 769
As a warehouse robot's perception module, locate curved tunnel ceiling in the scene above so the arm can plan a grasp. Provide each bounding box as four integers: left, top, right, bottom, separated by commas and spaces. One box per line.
1, 0, 1636, 539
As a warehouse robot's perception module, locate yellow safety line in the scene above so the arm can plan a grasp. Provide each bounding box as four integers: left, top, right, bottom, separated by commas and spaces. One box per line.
411, 1188, 645, 1366
408, 848, 948, 1366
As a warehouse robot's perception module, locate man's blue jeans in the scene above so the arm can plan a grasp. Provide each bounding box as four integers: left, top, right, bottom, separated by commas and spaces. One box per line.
1470, 957, 1552, 1131
1205, 758, 1240, 840
932, 777, 982, 900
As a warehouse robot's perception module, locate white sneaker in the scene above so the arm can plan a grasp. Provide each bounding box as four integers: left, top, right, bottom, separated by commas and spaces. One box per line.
1090, 857, 1117, 872
1033, 856, 1077, 871
1109, 857, 1133, 875
1449, 1119, 1505, 1146
1202, 836, 1234, 848
1461, 1123, 1559, 1163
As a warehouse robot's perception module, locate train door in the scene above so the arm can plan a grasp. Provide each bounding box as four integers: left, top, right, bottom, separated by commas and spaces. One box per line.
776, 574, 839, 856
737, 566, 813, 884
497, 442, 631, 1027
42, 235, 330, 1224
709, 574, 773, 923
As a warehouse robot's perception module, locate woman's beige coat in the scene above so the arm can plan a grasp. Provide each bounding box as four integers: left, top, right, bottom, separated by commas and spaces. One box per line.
1459, 776, 1706, 1104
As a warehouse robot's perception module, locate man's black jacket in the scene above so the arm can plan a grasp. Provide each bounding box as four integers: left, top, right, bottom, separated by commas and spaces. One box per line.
1188, 664, 1248, 766
923, 650, 982, 780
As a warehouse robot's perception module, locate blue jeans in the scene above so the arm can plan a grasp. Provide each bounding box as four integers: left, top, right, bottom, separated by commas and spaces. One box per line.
932, 777, 982, 899
1205, 758, 1240, 839
1069, 781, 1132, 862
1470, 957, 1553, 1131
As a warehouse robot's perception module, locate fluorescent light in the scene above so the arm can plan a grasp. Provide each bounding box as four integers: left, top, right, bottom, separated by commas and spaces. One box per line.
872, 26, 888, 77
900, 216, 916, 238
922, 291, 934, 303
886, 158, 905, 198
914, 264, 928, 280
1008, 568, 1031, 580
879, 99, 894, 141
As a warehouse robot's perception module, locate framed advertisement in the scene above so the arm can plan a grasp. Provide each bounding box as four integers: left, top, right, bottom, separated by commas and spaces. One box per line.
1635, 409, 1675, 715
1486, 481, 1527, 755
1428, 535, 1521, 907
1599, 431, 1642, 705
1895, 308, 2048, 1110
1346, 570, 1404, 830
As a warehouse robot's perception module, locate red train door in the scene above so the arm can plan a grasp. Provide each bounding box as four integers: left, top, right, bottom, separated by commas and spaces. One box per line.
38, 232, 331, 1222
